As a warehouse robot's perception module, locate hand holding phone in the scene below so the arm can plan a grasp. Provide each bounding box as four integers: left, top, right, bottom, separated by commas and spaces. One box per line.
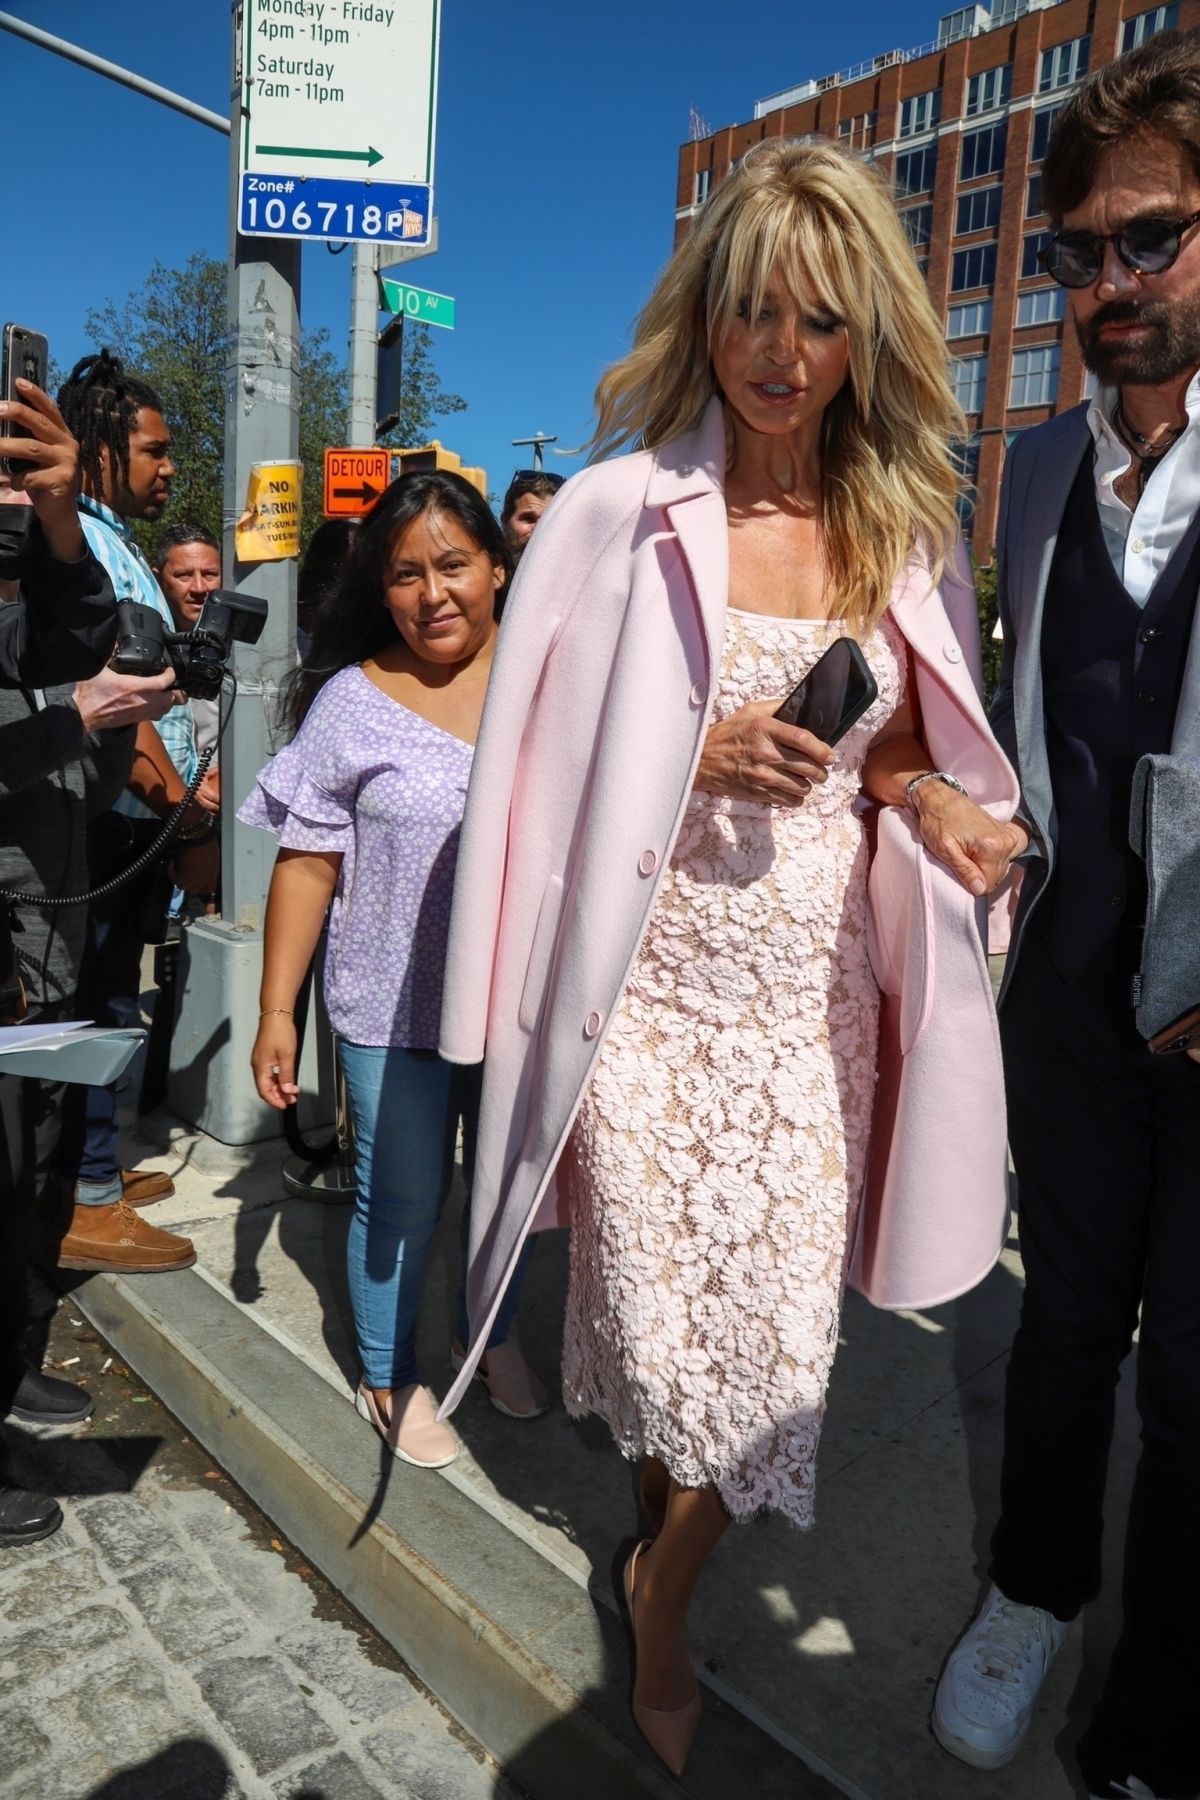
1, 325, 50, 479
0, 330, 85, 564
774, 636, 878, 744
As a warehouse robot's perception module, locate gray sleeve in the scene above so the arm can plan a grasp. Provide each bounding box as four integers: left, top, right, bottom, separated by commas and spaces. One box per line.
988, 445, 1019, 775
987, 439, 1044, 860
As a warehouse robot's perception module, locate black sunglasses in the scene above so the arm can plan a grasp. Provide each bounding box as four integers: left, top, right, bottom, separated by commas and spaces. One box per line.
1039, 209, 1200, 288
509, 468, 564, 487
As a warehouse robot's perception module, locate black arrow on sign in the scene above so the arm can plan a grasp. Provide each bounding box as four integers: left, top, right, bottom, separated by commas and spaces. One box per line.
333, 482, 382, 504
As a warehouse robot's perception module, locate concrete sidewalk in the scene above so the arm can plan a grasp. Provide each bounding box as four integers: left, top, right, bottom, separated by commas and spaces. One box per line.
3, 1304, 524, 1800
70, 1073, 1139, 1800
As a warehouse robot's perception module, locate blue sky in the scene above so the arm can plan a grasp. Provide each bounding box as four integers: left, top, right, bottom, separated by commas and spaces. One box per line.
4, 0, 941, 506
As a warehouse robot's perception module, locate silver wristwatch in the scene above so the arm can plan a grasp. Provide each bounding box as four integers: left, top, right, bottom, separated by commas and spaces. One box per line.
905, 770, 970, 807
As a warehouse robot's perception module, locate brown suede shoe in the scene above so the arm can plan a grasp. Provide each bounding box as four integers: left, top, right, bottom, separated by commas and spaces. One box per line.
57, 1201, 196, 1273
120, 1168, 176, 1208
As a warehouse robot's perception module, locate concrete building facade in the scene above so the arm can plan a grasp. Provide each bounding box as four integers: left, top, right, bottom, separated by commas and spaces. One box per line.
675, 0, 1200, 553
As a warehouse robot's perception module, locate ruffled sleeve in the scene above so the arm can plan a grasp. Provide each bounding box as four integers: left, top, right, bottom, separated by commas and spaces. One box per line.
236, 673, 360, 854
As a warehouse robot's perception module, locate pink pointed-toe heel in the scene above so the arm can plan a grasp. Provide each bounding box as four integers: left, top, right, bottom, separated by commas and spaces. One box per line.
615, 1538, 702, 1778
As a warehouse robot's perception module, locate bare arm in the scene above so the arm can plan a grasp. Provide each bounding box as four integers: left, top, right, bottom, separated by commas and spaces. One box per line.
126, 722, 221, 895
250, 847, 342, 1109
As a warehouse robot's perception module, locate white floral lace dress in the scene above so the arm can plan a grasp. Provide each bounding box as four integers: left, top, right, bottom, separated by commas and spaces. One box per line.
559, 607, 908, 1529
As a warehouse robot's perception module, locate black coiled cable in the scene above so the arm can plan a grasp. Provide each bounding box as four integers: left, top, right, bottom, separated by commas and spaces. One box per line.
0, 675, 232, 911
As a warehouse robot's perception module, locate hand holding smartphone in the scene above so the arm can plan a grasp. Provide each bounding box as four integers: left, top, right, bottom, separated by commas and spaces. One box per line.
1, 324, 50, 478
774, 635, 878, 746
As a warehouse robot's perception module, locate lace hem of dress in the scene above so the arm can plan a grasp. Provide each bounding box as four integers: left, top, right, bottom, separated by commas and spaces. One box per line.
561, 1384, 821, 1529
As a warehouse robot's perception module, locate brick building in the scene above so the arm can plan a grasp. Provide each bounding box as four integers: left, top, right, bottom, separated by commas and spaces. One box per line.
675, 0, 1200, 553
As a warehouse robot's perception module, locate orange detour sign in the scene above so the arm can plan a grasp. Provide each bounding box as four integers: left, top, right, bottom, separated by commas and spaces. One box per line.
323, 447, 390, 517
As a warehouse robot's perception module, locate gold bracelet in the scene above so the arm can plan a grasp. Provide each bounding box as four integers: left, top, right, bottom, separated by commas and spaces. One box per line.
259, 1007, 294, 1017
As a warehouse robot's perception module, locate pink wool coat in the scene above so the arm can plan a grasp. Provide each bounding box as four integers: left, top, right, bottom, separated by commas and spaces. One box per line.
439, 399, 1021, 1418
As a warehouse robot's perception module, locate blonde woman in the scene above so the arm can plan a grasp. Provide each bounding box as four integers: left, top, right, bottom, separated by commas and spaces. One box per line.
439, 140, 1023, 1774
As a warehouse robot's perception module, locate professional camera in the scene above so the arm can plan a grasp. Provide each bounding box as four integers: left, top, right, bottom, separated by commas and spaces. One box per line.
110, 590, 268, 700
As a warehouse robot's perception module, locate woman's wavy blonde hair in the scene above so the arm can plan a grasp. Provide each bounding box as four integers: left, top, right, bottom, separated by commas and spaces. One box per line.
590, 138, 966, 631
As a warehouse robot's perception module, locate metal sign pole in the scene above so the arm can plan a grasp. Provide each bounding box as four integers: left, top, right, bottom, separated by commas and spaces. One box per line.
348, 241, 379, 445
167, 3, 308, 1143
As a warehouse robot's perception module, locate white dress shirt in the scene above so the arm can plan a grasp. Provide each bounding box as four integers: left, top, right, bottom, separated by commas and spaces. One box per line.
1086, 369, 1200, 607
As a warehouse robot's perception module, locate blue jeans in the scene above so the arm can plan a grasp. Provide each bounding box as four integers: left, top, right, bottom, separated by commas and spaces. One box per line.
339, 1043, 534, 1390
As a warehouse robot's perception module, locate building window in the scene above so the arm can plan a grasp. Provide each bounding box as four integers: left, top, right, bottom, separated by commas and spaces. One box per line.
952, 355, 989, 415
956, 186, 1003, 235
839, 111, 877, 149
899, 89, 942, 138
941, 6, 980, 44
901, 203, 934, 250
966, 64, 1013, 116
1010, 344, 1061, 408
955, 436, 982, 537
961, 121, 1008, 182
1039, 36, 1091, 93
1016, 286, 1066, 328
1026, 174, 1043, 219
952, 244, 998, 291
895, 143, 937, 196
1031, 103, 1064, 163
1122, 4, 1178, 51
694, 168, 712, 205
948, 299, 993, 339
1021, 229, 1055, 277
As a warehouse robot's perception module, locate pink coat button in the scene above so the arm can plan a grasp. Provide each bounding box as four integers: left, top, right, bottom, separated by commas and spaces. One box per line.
690, 682, 706, 707
584, 1011, 602, 1039
943, 641, 962, 664
638, 849, 659, 876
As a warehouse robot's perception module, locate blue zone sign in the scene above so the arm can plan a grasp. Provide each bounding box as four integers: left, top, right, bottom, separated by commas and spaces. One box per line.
239, 173, 432, 246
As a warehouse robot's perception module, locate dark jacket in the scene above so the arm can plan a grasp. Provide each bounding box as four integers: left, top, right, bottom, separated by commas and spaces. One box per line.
0, 509, 119, 690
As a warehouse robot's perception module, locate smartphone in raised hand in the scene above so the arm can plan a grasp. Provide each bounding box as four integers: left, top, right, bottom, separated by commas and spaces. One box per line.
1, 324, 50, 478
774, 635, 878, 746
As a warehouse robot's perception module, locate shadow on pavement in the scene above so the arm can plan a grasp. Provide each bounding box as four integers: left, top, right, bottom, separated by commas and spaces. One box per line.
84, 1737, 233, 1798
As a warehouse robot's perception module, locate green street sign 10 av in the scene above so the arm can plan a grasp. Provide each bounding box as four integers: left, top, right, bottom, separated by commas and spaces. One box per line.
378, 275, 456, 330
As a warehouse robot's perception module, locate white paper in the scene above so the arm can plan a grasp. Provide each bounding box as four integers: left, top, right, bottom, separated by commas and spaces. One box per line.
0, 1020, 96, 1051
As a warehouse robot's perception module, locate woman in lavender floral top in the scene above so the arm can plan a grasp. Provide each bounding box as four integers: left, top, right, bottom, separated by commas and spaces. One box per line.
241, 472, 544, 1468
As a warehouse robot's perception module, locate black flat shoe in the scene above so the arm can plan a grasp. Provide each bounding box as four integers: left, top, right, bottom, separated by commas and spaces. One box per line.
0, 1481, 63, 1547
5, 1365, 94, 1427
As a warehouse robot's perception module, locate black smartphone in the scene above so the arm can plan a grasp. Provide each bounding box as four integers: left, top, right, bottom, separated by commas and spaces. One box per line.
1, 323, 50, 478
774, 635, 878, 745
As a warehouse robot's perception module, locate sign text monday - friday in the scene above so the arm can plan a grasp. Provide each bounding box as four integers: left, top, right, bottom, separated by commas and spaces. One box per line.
256, 2, 397, 24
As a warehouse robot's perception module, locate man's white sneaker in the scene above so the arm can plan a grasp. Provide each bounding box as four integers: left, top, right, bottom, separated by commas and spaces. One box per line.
1090, 1780, 1170, 1799
932, 1583, 1071, 1769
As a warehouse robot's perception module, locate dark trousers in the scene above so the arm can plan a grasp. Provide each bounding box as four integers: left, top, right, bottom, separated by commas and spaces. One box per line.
992, 920, 1200, 1797
0, 1007, 69, 1408
57, 813, 166, 1193
0, 1072, 33, 1409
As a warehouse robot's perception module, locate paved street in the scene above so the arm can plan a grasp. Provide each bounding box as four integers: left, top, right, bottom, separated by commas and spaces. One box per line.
0, 1297, 526, 1800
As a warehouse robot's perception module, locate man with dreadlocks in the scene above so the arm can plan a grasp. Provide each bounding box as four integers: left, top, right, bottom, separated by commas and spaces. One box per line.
47, 350, 210, 1276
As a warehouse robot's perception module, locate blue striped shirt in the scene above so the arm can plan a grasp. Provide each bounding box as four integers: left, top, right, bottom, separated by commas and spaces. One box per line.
78, 497, 197, 820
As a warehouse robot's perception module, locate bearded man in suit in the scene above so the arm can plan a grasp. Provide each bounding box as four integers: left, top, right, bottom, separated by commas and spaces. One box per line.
934, 31, 1200, 1800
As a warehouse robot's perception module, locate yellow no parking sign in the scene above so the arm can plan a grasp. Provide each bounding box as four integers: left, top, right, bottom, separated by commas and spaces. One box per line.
235, 462, 303, 561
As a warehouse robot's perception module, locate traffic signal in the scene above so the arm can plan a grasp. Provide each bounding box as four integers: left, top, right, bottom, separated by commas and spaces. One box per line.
388, 442, 487, 498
